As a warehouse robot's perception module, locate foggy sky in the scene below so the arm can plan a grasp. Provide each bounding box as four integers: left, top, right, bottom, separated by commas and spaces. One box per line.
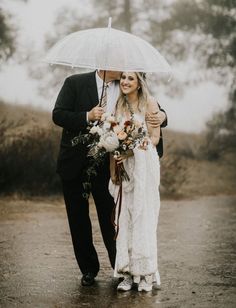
0, 0, 228, 133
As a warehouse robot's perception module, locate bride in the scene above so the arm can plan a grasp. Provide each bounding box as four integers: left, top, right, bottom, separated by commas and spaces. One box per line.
109, 71, 161, 292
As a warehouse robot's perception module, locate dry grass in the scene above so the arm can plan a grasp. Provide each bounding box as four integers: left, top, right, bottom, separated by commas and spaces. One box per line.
161, 129, 236, 198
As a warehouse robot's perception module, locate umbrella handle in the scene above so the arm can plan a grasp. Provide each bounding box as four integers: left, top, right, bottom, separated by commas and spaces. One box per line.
99, 70, 107, 107
108, 17, 112, 28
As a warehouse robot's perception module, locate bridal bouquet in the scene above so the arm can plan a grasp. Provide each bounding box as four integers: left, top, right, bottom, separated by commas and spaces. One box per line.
72, 113, 147, 196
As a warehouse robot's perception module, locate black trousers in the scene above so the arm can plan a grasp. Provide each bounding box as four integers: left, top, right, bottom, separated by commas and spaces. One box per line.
61, 156, 116, 276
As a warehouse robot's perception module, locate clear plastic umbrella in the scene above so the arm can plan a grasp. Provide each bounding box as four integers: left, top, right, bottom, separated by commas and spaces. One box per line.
44, 18, 171, 75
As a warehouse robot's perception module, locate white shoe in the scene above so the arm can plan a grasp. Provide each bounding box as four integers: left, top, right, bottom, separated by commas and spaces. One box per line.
152, 272, 161, 289
138, 276, 153, 292
153, 282, 161, 290
117, 275, 133, 291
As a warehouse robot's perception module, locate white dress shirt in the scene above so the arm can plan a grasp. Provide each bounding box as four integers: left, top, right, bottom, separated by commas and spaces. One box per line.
95, 71, 120, 114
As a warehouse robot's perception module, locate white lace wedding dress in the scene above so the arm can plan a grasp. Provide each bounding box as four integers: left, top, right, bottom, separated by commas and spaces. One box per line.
109, 113, 161, 285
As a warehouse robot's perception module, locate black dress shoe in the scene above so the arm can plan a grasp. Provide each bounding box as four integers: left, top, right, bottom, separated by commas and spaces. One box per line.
81, 272, 95, 286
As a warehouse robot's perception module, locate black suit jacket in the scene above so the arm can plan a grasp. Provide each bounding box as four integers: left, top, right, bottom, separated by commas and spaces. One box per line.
52, 71, 166, 180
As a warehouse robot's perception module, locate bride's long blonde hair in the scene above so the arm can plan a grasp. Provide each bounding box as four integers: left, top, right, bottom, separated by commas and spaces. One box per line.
115, 72, 151, 117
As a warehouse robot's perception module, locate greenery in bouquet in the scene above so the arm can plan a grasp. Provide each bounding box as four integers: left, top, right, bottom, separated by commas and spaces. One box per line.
72, 112, 147, 197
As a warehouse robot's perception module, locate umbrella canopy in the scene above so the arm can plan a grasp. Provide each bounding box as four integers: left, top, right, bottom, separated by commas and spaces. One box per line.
44, 20, 171, 75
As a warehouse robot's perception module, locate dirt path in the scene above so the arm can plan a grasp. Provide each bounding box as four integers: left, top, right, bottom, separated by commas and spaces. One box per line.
0, 195, 235, 308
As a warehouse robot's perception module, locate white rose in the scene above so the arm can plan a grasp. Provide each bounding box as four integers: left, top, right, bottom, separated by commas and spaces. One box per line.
96, 127, 104, 136
99, 132, 119, 152
89, 126, 103, 135
101, 112, 110, 122
90, 126, 99, 134
113, 125, 122, 134
107, 115, 116, 122
103, 122, 111, 130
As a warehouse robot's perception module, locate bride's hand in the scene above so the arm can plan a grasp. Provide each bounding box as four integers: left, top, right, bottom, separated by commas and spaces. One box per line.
115, 155, 125, 165
139, 138, 149, 150
114, 150, 133, 164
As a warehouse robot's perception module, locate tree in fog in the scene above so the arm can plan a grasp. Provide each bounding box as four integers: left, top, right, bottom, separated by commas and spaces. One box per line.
0, 8, 15, 64
0, 0, 29, 64
150, 0, 236, 156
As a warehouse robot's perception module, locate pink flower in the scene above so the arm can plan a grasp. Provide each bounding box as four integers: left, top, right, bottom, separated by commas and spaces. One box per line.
125, 125, 131, 133
113, 124, 122, 134
133, 120, 142, 128
117, 131, 127, 140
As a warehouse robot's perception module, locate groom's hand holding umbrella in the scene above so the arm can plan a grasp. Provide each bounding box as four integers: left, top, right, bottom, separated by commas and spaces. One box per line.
88, 104, 105, 121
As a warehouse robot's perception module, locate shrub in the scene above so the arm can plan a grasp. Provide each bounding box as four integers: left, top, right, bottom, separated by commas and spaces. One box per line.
160, 151, 187, 198
0, 102, 61, 195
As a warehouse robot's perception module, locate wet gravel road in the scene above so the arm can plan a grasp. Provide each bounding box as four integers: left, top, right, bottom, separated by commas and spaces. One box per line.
0, 195, 236, 308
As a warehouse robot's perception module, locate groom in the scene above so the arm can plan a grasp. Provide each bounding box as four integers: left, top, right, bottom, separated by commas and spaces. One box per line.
52, 70, 167, 286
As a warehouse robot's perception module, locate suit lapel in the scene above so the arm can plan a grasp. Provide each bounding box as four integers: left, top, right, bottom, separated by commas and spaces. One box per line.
87, 72, 99, 108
